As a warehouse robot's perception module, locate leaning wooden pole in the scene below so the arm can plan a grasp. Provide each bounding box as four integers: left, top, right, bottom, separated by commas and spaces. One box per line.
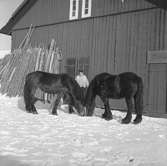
0, 29, 62, 98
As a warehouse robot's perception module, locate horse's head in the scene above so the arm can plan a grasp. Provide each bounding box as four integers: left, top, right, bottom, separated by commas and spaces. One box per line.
83, 85, 96, 116
84, 99, 96, 116
76, 101, 86, 116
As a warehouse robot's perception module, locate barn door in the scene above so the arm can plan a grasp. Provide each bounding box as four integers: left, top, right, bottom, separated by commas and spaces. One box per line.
147, 51, 167, 115
148, 64, 167, 115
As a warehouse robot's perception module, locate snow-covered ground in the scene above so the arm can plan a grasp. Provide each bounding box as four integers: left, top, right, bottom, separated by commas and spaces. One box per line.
0, 94, 166, 166
0, 50, 10, 59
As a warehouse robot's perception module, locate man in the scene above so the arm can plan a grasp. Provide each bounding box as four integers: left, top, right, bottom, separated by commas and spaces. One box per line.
75, 69, 89, 97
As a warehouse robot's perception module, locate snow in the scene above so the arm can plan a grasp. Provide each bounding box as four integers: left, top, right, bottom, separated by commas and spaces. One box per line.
0, 94, 167, 166
0, 50, 10, 59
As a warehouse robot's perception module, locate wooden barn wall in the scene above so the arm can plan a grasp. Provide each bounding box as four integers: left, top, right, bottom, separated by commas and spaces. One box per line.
89, 8, 165, 110
11, 0, 167, 114
148, 64, 167, 115
12, 0, 155, 30
164, 11, 167, 49
13, 0, 69, 29
92, 0, 155, 17
147, 10, 167, 115
146, 9, 167, 115
12, 30, 27, 49
12, 7, 165, 113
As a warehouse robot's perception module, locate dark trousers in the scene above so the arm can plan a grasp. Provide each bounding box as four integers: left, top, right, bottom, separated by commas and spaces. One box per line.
81, 87, 87, 98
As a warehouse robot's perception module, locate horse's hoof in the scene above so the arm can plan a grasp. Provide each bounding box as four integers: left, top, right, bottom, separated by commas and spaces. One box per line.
87, 112, 93, 116
26, 110, 36, 114
87, 113, 93, 116
32, 111, 38, 114
52, 112, 58, 115
102, 113, 113, 121
133, 117, 142, 124
121, 114, 132, 124
121, 118, 131, 124
105, 117, 113, 121
27, 111, 32, 114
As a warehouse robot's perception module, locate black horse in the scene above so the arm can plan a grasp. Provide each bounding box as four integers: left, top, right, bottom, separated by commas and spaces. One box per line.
84, 72, 143, 124
24, 71, 85, 116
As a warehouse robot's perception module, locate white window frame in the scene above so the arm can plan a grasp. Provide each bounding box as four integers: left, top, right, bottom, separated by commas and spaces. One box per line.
69, 0, 79, 20
82, 0, 92, 18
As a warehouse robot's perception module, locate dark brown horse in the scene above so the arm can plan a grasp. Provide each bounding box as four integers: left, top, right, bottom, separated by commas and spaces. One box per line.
24, 71, 85, 116
84, 72, 143, 124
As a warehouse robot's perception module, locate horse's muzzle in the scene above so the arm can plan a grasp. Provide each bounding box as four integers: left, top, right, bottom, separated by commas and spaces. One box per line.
79, 107, 87, 116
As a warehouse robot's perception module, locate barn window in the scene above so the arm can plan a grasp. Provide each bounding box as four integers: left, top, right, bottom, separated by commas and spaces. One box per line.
65, 57, 89, 78
82, 0, 92, 18
65, 58, 76, 78
69, 0, 79, 20
78, 57, 89, 77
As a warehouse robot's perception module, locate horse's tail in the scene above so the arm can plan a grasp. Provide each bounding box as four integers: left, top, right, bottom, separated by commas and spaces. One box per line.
134, 77, 144, 116
24, 72, 40, 104
24, 74, 32, 110
85, 78, 97, 116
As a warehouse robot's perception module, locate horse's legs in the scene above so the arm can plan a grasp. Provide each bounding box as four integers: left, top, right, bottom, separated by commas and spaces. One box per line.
67, 92, 85, 116
31, 104, 38, 114
86, 99, 96, 116
51, 93, 63, 115
101, 97, 112, 120
61, 93, 74, 114
85, 93, 96, 116
69, 105, 75, 114
24, 84, 38, 114
122, 97, 133, 124
25, 99, 38, 114
25, 103, 33, 113
24, 82, 32, 113
133, 93, 143, 124
29, 89, 38, 114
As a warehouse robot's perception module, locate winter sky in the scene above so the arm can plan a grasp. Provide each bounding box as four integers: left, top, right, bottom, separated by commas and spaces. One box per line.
0, 0, 24, 51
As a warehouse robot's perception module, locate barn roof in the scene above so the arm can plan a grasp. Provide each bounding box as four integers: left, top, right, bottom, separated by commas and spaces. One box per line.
0, 0, 38, 35
0, 0, 166, 35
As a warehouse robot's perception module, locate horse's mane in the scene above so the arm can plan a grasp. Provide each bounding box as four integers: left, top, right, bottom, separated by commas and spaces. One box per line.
84, 72, 112, 106
65, 74, 85, 104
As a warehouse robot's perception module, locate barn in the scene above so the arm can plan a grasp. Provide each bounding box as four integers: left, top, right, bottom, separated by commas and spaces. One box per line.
1, 0, 167, 116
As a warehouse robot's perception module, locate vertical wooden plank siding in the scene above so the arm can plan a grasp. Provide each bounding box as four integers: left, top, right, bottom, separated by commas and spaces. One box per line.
146, 9, 167, 114
11, 30, 27, 49
164, 11, 167, 50
13, 0, 155, 30
106, 16, 117, 73
148, 64, 166, 114
92, 0, 155, 18
13, 0, 69, 29
10, 0, 167, 114
12, 9, 163, 74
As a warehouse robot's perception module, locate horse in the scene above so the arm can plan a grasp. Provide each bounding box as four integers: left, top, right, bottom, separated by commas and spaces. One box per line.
23, 71, 85, 116
84, 72, 143, 124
